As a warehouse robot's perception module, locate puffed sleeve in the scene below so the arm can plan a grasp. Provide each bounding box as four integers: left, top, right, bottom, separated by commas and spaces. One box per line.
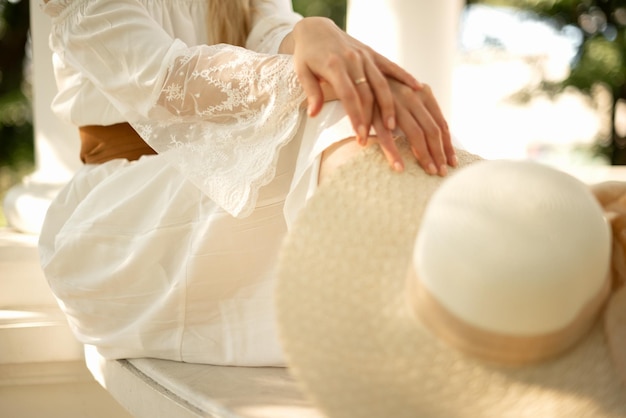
246, 0, 302, 53
43, 0, 306, 217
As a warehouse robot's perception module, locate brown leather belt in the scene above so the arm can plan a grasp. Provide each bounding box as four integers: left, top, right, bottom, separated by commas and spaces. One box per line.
79, 122, 156, 164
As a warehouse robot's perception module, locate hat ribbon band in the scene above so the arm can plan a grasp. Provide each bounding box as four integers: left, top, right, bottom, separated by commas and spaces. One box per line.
406, 268, 611, 366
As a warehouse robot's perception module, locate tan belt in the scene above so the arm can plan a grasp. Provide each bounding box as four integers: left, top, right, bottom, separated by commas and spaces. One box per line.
79, 122, 156, 164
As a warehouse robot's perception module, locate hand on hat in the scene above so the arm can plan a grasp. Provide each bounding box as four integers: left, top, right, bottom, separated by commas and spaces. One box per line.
591, 181, 626, 289
370, 79, 457, 176
284, 16, 456, 176
591, 181, 626, 387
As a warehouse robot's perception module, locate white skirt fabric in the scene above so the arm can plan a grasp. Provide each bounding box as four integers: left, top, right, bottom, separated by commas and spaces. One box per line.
39, 102, 354, 366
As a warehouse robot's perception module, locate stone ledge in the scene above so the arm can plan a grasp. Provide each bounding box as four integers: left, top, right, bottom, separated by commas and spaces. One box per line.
0, 315, 84, 364
0, 360, 92, 386
0, 228, 57, 306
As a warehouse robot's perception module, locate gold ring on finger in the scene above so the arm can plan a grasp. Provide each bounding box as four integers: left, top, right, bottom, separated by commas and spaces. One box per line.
354, 77, 368, 86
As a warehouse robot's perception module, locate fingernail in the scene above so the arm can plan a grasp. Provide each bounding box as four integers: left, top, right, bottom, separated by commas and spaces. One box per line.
358, 125, 368, 143
307, 101, 314, 116
439, 164, 448, 176
450, 155, 458, 167
393, 161, 404, 172
387, 117, 396, 131
427, 163, 437, 175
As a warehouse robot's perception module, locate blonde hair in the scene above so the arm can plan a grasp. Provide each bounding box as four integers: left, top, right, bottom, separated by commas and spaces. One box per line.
208, 0, 253, 47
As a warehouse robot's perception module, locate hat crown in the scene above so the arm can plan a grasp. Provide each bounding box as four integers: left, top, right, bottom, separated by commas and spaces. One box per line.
414, 160, 611, 335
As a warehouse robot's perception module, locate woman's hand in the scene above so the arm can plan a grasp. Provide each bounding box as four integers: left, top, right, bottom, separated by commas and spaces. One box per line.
281, 16, 456, 175
591, 181, 626, 288
282, 17, 420, 144
371, 80, 456, 176
318, 77, 456, 175
591, 181, 626, 389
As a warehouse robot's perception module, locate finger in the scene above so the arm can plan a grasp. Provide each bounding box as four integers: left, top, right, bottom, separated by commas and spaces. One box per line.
334, 77, 368, 142
396, 106, 437, 175
347, 36, 421, 89
346, 35, 421, 90
372, 111, 403, 172
296, 64, 325, 117
406, 99, 447, 175
322, 53, 369, 141
442, 125, 457, 167
367, 46, 421, 90
353, 73, 375, 145
362, 55, 396, 132
419, 85, 457, 167
355, 81, 374, 146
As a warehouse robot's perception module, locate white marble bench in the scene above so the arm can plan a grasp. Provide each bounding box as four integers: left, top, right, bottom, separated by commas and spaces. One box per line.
84, 346, 320, 418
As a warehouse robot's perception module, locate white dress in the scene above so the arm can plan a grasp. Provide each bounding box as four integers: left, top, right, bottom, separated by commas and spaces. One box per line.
38, 0, 355, 366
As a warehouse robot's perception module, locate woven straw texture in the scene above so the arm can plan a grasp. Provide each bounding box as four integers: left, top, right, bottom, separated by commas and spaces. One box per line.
276, 142, 626, 418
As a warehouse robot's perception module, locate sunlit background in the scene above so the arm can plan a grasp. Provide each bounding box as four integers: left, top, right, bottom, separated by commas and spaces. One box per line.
455, 3, 604, 168
454, 0, 625, 180
3, 0, 626, 226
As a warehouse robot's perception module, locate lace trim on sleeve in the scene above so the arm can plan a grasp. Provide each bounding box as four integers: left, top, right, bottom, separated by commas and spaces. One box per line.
131, 44, 306, 218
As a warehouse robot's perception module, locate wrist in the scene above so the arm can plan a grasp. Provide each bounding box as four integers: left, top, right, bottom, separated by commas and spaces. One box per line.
278, 32, 294, 54
286, 17, 338, 52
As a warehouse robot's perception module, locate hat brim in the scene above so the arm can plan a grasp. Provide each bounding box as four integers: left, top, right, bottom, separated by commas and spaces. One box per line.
276, 141, 626, 417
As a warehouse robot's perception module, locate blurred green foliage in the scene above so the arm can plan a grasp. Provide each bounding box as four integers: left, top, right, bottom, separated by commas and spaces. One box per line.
0, 0, 32, 227
293, 0, 347, 28
0, 0, 33, 169
469, 0, 626, 163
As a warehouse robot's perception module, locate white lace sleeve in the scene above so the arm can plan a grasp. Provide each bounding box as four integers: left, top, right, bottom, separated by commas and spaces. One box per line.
45, 0, 306, 217
133, 44, 305, 217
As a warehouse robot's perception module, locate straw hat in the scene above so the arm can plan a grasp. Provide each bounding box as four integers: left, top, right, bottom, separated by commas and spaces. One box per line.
276, 141, 626, 417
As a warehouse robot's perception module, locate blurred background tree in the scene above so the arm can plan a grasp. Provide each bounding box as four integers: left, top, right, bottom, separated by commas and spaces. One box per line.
292, 0, 347, 28
0, 0, 32, 226
0, 0, 32, 168
468, 0, 626, 164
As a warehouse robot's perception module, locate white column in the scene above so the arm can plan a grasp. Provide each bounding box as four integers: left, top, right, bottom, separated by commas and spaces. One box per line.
346, 0, 463, 119
3, 0, 80, 234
